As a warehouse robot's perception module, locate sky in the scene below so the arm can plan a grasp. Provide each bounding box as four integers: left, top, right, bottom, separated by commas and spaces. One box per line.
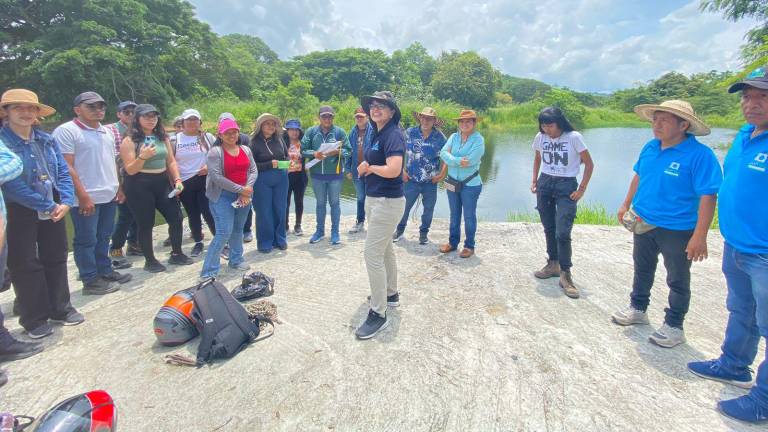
187, 0, 757, 93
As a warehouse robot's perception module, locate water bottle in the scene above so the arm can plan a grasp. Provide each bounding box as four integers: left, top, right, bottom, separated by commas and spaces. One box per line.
33, 175, 54, 220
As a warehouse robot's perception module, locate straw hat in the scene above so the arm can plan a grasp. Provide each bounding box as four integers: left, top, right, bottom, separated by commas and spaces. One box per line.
634, 100, 710, 136
0, 89, 56, 117
254, 113, 281, 133
412, 107, 444, 128
453, 109, 479, 122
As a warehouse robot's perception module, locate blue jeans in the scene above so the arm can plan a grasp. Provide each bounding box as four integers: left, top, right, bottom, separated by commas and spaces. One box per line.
397, 181, 438, 233
353, 177, 366, 223
71, 202, 117, 283
312, 177, 342, 235
446, 184, 481, 249
253, 169, 288, 252
201, 191, 250, 278
718, 242, 768, 408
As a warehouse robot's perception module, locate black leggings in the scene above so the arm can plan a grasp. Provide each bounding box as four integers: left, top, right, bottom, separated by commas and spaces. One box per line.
179, 174, 215, 242
124, 172, 184, 262
287, 171, 307, 227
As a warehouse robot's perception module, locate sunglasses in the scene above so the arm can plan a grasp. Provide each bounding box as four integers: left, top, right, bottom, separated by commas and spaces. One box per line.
369, 102, 388, 111
84, 102, 107, 111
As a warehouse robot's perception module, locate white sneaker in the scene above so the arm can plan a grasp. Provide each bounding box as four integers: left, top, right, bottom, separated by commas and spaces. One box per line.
649, 323, 686, 348
611, 306, 650, 326
228, 262, 250, 272
348, 222, 365, 234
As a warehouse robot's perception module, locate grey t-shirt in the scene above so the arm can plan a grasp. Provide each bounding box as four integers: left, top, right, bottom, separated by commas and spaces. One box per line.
53, 120, 119, 206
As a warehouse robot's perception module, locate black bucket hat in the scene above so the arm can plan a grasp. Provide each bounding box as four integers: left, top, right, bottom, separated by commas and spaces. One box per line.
361, 91, 401, 120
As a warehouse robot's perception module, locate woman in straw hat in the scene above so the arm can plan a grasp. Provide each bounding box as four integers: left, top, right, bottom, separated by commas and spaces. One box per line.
249, 113, 289, 253
530, 106, 594, 299
438, 109, 485, 259
392, 107, 447, 245
611, 100, 722, 349
0, 89, 84, 339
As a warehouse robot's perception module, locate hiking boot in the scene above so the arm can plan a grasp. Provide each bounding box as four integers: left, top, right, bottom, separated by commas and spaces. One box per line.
392, 228, 404, 242
459, 248, 474, 258
0, 338, 43, 362
220, 245, 230, 260
126, 242, 142, 256
419, 232, 429, 245
367, 292, 400, 307
330, 232, 341, 245
718, 395, 768, 424
83, 277, 120, 295
168, 253, 194, 266
294, 225, 303, 236
611, 306, 649, 326
649, 323, 686, 348
50, 310, 85, 326
309, 231, 325, 244
559, 270, 579, 298
162, 237, 171, 247
534, 259, 560, 279
109, 248, 131, 270
144, 260, 167, 273
687, 359, 753, 389
355, 309, 389, 340
102, 271, 132, 284
190, 242, 204, 257
349, 221, 365, 234
243, 232, 254, 243
26, 323, 54, 339
439, 243, 457, 253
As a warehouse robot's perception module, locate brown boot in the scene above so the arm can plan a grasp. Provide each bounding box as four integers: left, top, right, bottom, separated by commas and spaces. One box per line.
559, 270, 579, 299
439, 243, 457, 253
534, 259, 560, 279
459, 248, 474, 258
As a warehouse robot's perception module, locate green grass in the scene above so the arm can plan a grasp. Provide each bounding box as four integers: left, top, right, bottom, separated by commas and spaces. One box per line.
507, 202, 619, 225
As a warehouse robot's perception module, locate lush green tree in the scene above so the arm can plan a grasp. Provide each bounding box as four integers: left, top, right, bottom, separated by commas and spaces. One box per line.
539, 88, 587, 128
272, 77, 319, 120
431, 51, 496, 110
702, 0, 768, 61
499, 75, 551, 103
293, 48, 394, 101
220, 34, 278, 64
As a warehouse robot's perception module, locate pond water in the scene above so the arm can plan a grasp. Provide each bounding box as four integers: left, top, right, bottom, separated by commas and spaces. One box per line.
302, 127, 738, 222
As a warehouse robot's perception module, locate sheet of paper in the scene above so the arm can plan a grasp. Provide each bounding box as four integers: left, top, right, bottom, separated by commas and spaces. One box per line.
305, 141, 340, 169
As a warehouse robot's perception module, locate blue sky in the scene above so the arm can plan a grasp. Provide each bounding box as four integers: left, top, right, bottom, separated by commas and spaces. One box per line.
188, 0, 756, 92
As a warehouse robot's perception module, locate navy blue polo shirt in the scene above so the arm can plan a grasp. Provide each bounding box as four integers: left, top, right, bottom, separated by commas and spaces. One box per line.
719, 124, 768, 253
364, 121, 405, 198
632, 135, 722, 231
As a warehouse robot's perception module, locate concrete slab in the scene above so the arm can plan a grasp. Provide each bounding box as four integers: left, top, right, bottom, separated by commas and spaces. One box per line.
0, 217, 764, 431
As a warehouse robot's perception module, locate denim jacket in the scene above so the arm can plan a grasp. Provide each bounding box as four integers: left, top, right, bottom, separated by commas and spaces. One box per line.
440, 131, 485, 187
344, 123, 374, 180
0, 126, 75, 212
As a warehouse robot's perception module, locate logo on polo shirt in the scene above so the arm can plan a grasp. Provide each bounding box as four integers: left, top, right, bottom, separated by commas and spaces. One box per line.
749, 153, 767, 172
664, 161, 681, 177
370, 141, 380, 151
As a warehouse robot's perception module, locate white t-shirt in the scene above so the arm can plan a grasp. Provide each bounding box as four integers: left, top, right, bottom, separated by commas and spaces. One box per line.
174, 132, 213, 181
532, 131, 588, 177
53, 120, 119, 206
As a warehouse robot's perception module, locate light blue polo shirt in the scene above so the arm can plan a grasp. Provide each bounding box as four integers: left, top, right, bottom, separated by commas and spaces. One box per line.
632, 135, 722, 231
719, 124, 768, 254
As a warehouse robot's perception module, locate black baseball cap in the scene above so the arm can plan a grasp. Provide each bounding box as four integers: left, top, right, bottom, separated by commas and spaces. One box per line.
134, 104, 160, 117
117, 101, 137, 111
728, 66, 768, 93
318, 105, 335, 117
73, 91, 105, 106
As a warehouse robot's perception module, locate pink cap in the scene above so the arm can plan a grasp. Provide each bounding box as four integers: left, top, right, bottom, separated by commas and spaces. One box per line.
218, 118, 240, 135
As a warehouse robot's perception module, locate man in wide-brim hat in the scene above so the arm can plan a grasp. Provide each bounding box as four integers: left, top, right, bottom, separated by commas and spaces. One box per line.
611, 99, 722, 350
686, 66, 768, 423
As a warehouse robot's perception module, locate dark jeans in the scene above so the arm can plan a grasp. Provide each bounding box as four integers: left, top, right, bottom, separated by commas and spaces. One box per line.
287, 171, 307, 228
243, 209, 253, 234
398, 181, 438, 234
353, 177, 366, 223
6, 202, 76, 331
70, 201, 117, 283
536, 173, 578, 271
0, 238, 12, 344
124, 172, 184, 262
110, 201, 137, 249
178, 174, 215, 243
253, 169, 288, 252
630, 227, 694, 329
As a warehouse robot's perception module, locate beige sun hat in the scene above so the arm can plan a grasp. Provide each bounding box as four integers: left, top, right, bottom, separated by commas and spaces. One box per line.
412, 107, 444, 128
634, 100, 710, 136
0, 89, 56, 117
253, 113, 281, 134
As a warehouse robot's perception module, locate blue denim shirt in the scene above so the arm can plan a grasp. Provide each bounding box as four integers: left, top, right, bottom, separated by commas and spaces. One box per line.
345, 123, 374, 180
405, 126, 447, 183
0, 126, 75, 212
440, 131, 485, 187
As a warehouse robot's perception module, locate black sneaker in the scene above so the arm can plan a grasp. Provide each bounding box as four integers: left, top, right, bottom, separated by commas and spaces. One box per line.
355, 309, 389, 339
220, 245, 230, 260
50, 310, 85, 326
169, 253, 194, 266
144, 260, 167, 273
126, 242, 143, 256
83, 278, 120, 295
102, 271, 132, 284
190, 242, 204, 257
162, 237, 171, 247
109, 249, 132, 270
294, 225, 303, 236
392, 228, 404, 242
0, 338, 44, 362
419, 232, 429, 245
0, 369, 6, 388
26, 323, 54, 339
367, 293, 400, 307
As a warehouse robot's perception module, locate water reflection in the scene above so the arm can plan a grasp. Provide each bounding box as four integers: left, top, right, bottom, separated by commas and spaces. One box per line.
303, 127, 738, 222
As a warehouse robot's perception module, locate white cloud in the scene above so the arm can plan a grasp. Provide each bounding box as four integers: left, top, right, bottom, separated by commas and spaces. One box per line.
188, 0, 757, 92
